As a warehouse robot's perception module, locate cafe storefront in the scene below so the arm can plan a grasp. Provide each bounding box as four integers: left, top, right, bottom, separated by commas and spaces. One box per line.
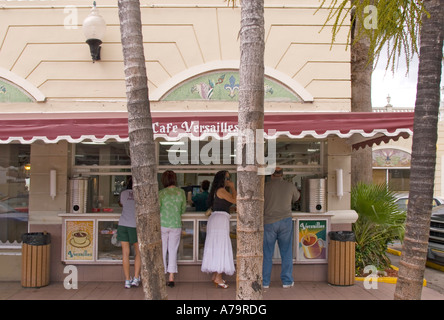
0, 0, 416, 283
0, 111, 414, 282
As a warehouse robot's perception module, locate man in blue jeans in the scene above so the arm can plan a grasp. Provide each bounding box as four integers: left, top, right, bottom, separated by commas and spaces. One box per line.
263, 167, 300, 289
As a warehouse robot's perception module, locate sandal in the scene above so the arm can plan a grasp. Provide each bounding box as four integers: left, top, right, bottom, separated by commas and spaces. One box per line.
213, 280, 229, 289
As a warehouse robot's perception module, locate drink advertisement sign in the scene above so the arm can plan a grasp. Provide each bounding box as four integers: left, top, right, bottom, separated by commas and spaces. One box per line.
65, 220, 95, 261
296, 218, 328, 263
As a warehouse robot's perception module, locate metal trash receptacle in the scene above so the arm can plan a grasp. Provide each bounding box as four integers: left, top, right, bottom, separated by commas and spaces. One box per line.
21, 232, 51, 288
328, 231, 355, 286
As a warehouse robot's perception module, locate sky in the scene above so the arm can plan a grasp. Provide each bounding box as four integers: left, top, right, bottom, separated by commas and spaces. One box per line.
371, 49, 419, 109
372, 46, 444, 109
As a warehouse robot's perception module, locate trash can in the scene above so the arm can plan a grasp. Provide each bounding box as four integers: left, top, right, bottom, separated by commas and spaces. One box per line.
21, 232, 51, 288
328, 231, 355, 286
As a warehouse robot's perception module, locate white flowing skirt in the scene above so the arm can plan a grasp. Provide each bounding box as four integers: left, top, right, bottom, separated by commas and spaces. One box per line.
201, 211, 235, 275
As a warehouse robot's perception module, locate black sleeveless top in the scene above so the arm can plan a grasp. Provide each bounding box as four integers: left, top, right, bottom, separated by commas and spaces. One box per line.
212, 192, 232, 213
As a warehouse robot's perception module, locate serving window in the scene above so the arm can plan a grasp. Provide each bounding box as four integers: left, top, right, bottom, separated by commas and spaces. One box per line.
70, 139, 327, 213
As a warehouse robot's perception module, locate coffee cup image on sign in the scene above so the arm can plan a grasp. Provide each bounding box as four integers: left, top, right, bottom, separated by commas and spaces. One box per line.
301, 233, 324, 259
70, 231, 90, 247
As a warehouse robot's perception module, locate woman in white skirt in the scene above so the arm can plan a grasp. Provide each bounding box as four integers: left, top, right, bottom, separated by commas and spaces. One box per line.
201, 170, 236, 289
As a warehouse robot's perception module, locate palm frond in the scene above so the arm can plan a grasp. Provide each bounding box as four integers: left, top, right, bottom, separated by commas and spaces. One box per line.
352, 183, 406, 272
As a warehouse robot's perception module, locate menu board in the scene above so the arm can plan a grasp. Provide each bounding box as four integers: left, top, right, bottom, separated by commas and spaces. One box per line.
296, 218, 328, 263
65, 220, 95, 261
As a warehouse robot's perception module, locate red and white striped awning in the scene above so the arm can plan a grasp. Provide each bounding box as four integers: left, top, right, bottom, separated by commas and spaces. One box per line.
0, 111, 414, 150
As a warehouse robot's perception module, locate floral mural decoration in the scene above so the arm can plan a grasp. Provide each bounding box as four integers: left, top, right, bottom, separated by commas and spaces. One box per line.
372, 148, 411, 168
0, 79, 32, 103
163, 71, 301, 102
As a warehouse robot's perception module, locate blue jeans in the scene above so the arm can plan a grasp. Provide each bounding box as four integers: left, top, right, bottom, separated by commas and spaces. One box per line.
263, 217, 294, 286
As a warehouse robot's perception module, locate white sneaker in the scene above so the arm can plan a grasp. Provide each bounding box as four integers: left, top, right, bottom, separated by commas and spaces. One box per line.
131, 277, 141, 287
124, 279, 132, 289
282, 282, 294, 288
263, 285, 269, 289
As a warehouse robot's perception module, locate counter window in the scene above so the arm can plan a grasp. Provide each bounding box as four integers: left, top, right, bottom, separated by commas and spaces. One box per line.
71, 139, 326, 214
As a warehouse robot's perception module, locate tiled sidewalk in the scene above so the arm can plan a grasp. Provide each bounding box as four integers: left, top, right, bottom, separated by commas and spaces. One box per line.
1, 280, 443, 300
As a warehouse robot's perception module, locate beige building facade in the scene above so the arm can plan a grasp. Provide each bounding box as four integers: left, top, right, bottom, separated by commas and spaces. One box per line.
372, 94, 444, 197
0, 0, 414, 283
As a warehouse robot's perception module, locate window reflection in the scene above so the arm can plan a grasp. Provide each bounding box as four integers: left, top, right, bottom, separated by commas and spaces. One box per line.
97, 220, 123, 261
75, 142, 131, 166
0, 144, 30, 244
178, 221, 194, 261
70, 175, 130, 213
158, 139, 236, 166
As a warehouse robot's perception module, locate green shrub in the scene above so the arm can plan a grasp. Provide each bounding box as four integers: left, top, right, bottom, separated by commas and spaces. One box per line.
351, 183, 406, 274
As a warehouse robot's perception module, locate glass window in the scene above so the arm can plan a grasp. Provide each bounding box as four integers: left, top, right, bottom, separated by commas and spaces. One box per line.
75, 142, 131, 166
198, 220, 207, 260
275, 141, 322, 166
158, 138, 236, 166
178, 221, 194, 261
159, 139, 323, 167
0, 144, 30, 244
97, 220, 122, 261
388, 169, 410, 192
70, 175, 130, 213
72, 139, 325, 214
372, 168, 410, 193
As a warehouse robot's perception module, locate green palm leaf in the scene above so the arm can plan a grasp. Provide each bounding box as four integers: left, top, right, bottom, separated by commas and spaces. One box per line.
351, 183, 406, 273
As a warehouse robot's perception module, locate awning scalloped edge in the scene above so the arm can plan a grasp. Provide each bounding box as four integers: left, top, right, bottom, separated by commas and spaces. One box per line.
0, 128, 413, 145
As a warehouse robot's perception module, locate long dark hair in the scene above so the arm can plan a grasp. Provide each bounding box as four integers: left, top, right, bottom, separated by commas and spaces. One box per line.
161, 170, 177, 188
207, 170, 227, 209
127, 177, 133, 190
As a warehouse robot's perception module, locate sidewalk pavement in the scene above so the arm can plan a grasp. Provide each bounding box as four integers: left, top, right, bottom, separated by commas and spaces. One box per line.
1, 279, 443, 300
3, 242, 443, 301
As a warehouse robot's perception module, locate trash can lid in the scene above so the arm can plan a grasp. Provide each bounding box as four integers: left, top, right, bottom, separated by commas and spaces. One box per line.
22, 232, 51, 245
328, 231, 355, 242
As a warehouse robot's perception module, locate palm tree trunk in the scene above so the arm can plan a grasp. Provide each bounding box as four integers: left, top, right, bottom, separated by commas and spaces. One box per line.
236, 0, 265, 300
394, 0, 443, 300
351, 0, 373, 186
118, 0, 167, 300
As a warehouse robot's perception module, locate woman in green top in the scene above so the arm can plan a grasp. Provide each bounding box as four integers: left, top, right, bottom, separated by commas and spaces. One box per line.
159, 170, 186, 287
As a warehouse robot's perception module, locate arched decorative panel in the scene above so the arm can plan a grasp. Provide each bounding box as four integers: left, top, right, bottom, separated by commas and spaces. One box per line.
162, 70, 303, 102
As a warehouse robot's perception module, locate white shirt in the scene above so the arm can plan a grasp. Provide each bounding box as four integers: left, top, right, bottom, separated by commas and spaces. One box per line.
118, 189, 136, 228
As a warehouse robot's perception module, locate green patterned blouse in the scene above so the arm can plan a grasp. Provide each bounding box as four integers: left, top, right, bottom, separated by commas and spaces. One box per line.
159, 186, 186, 228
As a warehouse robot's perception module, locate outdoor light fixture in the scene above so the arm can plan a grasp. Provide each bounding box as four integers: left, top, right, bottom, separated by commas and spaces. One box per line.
82, 1, 106, 62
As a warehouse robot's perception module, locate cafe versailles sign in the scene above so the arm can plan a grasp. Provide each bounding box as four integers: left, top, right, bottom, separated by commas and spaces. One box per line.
152, 120, 239, 136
